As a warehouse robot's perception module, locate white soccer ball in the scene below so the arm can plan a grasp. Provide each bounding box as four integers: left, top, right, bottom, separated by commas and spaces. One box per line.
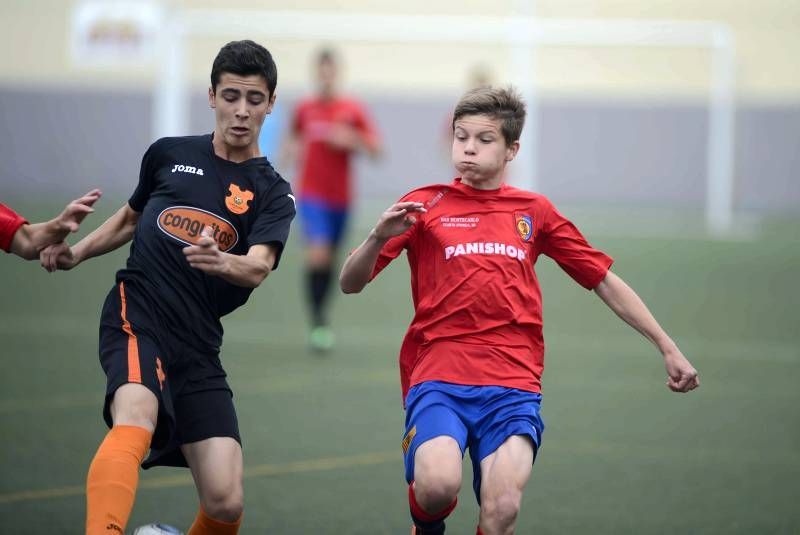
132, 524, 184, 535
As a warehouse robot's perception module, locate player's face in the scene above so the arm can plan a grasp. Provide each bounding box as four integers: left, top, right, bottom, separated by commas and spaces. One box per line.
209, 73, 275, 154
452, 114, 519, 188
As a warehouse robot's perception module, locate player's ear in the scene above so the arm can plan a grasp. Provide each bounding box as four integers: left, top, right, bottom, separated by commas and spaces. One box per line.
208, 86, 216, 109
505, 140, 520, 162
266, 92, 277, 115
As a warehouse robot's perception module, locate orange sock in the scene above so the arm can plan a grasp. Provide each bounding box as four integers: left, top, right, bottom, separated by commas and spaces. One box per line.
85, 425, 152, 534
187, 507, 242, 535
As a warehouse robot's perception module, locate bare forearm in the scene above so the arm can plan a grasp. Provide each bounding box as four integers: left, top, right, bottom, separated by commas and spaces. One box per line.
340, 230, 388, 293
217, 253, 272, 288
10, 223, 49, 259
594, 271, 677, 355
72, 205, 138, 264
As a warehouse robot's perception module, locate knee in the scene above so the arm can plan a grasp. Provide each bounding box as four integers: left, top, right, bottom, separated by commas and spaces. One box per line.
481, 490, 522, 528
414, 471, 461, 511
201, 484, 244, 522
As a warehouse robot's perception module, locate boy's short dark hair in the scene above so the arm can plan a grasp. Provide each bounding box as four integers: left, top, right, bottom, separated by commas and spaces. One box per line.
452, 86, 526, 145
211, 40, 277, 97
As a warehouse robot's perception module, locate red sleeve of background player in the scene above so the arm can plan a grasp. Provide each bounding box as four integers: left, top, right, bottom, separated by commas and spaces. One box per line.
290, 101, 305, 135
353, 101, 380, 150
0, 203, 28, 253
540, 199, 613, 289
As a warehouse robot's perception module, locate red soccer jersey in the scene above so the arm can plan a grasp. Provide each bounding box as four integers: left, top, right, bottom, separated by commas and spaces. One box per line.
292, 97, 379, 208
371, 178, 614, 401
0, 203, 27, 253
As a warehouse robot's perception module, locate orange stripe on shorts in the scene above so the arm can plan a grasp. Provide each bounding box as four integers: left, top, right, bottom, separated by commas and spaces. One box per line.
118, 282, 142, 384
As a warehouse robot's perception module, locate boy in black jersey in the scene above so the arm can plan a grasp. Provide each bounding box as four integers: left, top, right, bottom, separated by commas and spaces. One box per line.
41, 40, 295, 535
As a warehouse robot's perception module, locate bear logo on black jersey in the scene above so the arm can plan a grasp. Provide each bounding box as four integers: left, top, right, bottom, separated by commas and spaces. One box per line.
226, 183, 254, 215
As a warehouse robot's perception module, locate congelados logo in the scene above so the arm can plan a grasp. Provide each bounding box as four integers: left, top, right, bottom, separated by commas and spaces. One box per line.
157, 206, 238, 252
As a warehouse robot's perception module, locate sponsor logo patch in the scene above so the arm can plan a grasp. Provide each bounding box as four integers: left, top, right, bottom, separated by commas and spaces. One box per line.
157, 206, 239, 252
226, 183, 254, 215
440, 216, 480, 229
515, 213, 533, 242
402, 425, 417, 455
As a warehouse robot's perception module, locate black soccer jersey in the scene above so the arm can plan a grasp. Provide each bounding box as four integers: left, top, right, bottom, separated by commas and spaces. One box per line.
117, 134, 295, 353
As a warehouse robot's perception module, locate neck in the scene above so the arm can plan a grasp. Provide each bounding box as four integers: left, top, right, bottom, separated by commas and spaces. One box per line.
461, 175, 503, 190
212, 130, 260, 163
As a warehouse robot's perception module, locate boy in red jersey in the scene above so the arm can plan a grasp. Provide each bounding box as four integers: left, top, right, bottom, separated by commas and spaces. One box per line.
340, 86, 699, 535
0, 189, 101, 259
283, 47, 381, 351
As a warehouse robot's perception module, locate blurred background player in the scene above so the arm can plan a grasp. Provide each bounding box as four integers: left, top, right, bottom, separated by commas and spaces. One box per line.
40, 40, 295, 534
340, 86, 699, 535
0, 189, 101, 260
281, 47, 382, 352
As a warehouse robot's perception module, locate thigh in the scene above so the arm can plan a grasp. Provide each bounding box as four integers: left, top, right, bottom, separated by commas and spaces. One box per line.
478, 435, 535, 505
99, 282, 174, 441
468, 388, 544, 501
403, 386, 468, 484
181, 436, 243, 498
414, 435, 463, 484
143, 356, 240, 469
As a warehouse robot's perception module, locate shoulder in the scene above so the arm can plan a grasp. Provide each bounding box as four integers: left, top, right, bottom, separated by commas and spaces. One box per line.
147, 134, 209, 158
339, 97, 371, 114
398, 183, 453, 206
254, 161, 294, 199
502, 185, 556, 212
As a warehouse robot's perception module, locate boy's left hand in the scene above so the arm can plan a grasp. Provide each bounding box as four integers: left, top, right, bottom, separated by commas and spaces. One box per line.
663, 349, 699, 393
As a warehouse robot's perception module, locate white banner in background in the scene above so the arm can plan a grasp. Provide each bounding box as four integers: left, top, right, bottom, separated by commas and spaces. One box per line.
71, 1, 164, 66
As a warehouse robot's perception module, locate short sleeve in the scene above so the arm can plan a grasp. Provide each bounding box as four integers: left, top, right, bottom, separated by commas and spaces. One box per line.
0, 203, 27, 253
247, 181, 296, 270
368, 193, 420, 280
290, 102, 304, 135
541, 199, 613, 289
128, 141, 161, 212
353, 102, 380, 149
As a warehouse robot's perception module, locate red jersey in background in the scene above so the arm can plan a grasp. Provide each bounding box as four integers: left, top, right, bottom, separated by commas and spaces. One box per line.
291, 97, 379, 208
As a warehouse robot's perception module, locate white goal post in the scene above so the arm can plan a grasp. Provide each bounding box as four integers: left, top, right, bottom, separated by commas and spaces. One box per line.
153, 10, 736, 235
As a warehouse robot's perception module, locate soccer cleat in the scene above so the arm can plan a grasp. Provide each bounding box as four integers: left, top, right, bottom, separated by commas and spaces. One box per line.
309, 325, 335, 352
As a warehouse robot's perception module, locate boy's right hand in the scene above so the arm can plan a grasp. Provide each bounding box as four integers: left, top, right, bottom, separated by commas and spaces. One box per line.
40, 242, 78, 272
371, 202, 426, 241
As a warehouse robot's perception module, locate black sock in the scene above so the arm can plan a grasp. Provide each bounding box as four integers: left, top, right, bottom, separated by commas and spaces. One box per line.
306, 267, 333, 327
411, 518, 446, 534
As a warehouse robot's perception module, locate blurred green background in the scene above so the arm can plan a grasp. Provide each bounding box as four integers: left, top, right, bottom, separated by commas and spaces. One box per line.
1, 202, 798, 534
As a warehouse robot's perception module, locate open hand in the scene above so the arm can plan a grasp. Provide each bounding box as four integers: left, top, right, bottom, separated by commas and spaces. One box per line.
372, 202, 426, 241
56, 189, 102, 234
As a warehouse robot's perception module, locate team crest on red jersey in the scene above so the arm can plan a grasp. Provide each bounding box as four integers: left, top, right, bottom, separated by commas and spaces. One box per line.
515, 213, 533, 242
225, 183, 254, 215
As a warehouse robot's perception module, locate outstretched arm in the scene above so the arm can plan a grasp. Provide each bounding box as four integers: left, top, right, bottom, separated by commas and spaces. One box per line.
40, 202, 140, 272
10, 189, 102, 260
339, 201, 425, 294
594, 270, 699, 393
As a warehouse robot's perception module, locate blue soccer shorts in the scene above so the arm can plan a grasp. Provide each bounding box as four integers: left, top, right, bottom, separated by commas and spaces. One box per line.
402, 380, 545, 501
298, 196, 349, 246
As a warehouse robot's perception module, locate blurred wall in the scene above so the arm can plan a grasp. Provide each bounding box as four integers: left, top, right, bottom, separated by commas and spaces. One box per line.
0, 0, 797, 214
